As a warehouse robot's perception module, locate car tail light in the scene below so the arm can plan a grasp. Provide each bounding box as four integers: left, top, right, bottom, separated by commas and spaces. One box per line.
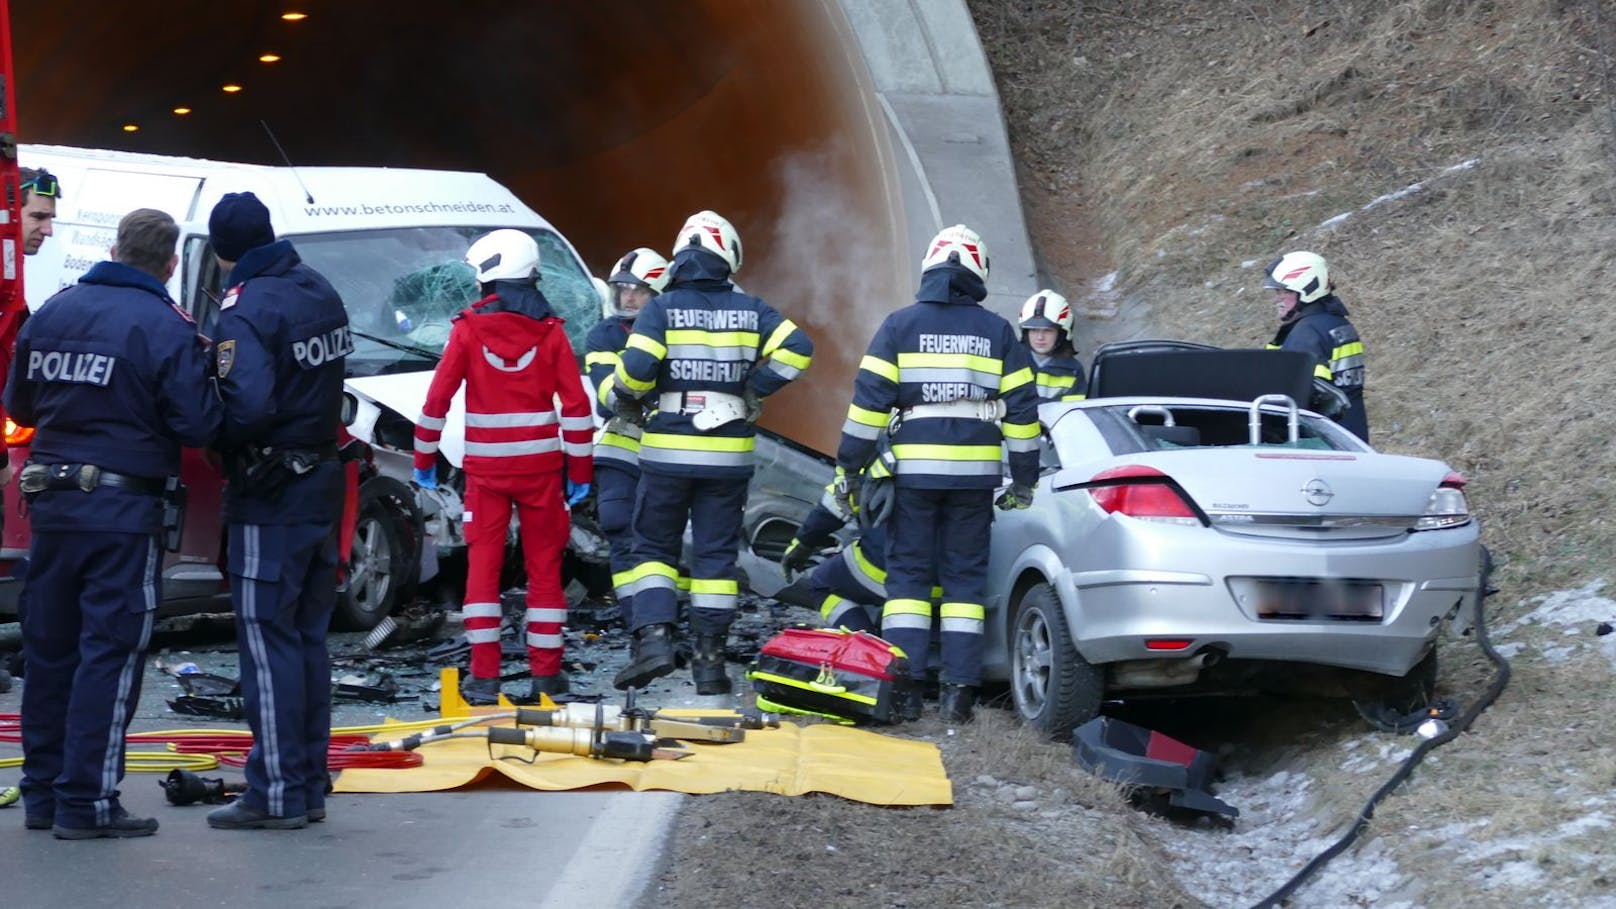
1414, 472, 1471, 530
3, 417, 33, 447
1087, 465, 1202, 525
1145, 638, 1194, 651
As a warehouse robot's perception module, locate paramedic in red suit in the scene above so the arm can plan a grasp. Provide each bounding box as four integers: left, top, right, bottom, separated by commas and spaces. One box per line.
412, 230, 593, 704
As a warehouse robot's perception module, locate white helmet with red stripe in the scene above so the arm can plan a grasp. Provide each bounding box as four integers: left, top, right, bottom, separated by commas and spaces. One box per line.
1263, 251, 1331, 304
921, 224, 990, 282
465, 228, 540, 283
605, 247, 671, 319
673, 210, 743, 275
1018, 289, 1073, 336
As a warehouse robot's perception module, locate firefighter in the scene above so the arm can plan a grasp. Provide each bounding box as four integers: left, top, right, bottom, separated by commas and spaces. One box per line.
1018, 289, 1087, 401
205, 192, 350, 830
584, 248, 670, 630
413, 229, 594, 705
1263, 251, 1368, 441
6, 208, 221, 837
780, 500, 886, 634
836, 224, 1040, 724
611, 210, 814, 695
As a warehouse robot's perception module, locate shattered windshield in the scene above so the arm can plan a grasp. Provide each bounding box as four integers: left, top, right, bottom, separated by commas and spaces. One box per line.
293, 226, 601, 377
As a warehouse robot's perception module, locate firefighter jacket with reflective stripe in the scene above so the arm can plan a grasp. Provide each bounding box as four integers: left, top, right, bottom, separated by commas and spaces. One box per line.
1030, 349, 1087, 401
613, 248, 814, 478
6, 260, 223, 533
414, 282, 593, 481
837, 265, 1040, 490
584, 315, 640, 474
215, 240, 351, 524
1268, 294, 1367, 439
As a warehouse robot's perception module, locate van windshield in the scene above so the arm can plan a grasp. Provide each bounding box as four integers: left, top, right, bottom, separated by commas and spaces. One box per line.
293, 226, 601, 377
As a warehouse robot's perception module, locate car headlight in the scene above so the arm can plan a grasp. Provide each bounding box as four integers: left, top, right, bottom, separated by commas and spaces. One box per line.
1414, 472, 1471, 531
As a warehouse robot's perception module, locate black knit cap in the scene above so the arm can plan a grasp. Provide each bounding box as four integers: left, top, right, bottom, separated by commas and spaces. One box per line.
208, 191, 276, 260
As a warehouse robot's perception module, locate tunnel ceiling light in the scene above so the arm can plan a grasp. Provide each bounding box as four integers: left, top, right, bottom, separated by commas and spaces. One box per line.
259, 53, 282, 63
122, 123, 140, 133
222, 84, 244, 93
281, 11, 307, 21
173, 106, 193, 115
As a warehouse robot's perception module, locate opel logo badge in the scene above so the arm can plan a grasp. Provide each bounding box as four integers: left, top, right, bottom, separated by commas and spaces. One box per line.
1302, 478, 1334, 507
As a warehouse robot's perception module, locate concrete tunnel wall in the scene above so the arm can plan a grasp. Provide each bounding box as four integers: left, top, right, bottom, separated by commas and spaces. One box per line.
13, 0, 1035, 456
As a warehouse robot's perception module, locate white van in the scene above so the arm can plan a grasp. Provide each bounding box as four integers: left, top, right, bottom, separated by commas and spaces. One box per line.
5, 144, 610, 628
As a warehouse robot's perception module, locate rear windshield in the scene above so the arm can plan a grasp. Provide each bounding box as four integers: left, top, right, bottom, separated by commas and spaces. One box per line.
295, 226, 599, 377
1095, 404, 1357, 451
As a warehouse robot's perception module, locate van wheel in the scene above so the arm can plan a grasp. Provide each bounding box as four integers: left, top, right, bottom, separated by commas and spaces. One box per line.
1010, 582, 1104, 741
335, 477, 421, 631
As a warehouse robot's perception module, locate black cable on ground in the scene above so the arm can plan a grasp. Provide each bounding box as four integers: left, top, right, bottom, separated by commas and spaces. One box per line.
1247, 548, 1509, 909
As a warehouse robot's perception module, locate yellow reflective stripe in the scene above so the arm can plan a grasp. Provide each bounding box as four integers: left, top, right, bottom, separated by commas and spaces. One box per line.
940, 602, 985, 620
761, 320, 798, 356
665, 329, 760, 349
1315, 364, 1333, 380
585, 350, 620, 369
860, 355, 899, 382
819, 594, 849, 621
891, 443, 1003, 461
884, 598, 931, 617
771, 346, 812, 370
930, 586, 944, 600
846, 403, 890, 428
999, 366, 1033, 394
1001, 420, 1040, 440
750, 671, 878, 705
1037, 373, 1076, 390
597, 433, 640, 453
641, 432, 756, 452
626, 334, 667, 359
596, 373, 617, 406
677, 574, 692, 591
690, 578, 739, 595
851, 542, 887, 585
1265, 343, 1282, 351
614, 561, 679, 587
1061, 392, 1087, 402
1332, 341, 1365, 359
616, 368, 656, 394
897, 351, 1003, 374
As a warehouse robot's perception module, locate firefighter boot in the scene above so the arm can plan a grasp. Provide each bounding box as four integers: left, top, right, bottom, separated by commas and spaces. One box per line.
529, 671, 571, 701
691, 633, 732, 696
893, 682, 925, 723
614, 623, 677, 690
939, 683, 977, 724
462, 674, 502, 706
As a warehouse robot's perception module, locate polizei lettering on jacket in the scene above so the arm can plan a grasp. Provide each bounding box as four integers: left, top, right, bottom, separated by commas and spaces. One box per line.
292, 326, 354, 368
27, 350, 117, 386
917, 333, 992, 356
665, 308, 760, 331
668, 359, 750, 382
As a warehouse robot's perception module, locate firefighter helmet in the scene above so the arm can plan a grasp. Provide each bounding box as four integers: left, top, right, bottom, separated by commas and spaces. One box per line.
1263, 251, 1331, 304
1018, 289, 1073, 335
465, 229, 540, 284
605, 247, 671, 318
673, 210, 743, 275
921, 224, 990, 282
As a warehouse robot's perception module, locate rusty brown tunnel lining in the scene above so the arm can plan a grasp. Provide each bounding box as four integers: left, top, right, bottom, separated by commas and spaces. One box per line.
15, 0, 910, 454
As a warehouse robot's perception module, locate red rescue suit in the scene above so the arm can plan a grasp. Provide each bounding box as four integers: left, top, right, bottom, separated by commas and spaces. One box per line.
414, 289, 593, 679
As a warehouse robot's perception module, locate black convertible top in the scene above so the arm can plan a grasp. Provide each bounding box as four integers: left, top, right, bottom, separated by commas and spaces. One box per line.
1088, 340, 1315, 404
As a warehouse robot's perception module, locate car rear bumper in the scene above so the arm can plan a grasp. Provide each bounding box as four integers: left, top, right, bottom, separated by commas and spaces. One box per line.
1056, 519, 1481, 676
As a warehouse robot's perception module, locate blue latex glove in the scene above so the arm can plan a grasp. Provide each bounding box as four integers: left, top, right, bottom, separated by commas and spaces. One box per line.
565, 480, 591, 507
412, 467, 437, 490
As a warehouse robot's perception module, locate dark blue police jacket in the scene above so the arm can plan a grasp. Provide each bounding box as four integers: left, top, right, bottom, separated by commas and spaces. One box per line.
4, 260, 222, 534
215, 240, 350, 525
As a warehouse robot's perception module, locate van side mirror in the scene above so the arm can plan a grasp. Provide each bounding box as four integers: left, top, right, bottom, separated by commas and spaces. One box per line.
591, 277, 611, 317
340, 392, 359, 426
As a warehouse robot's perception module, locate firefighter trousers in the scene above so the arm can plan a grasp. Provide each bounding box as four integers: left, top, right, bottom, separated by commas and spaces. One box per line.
595, 463, 640, 628
626, 472, 748, 636
462, 470, 568, 679
881, 487, 992, 686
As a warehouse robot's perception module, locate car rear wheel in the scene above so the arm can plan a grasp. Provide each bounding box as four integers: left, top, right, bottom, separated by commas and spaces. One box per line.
1352, 646, 1438, 730
334, 477, 421, 631
1010, 582, 1104, 741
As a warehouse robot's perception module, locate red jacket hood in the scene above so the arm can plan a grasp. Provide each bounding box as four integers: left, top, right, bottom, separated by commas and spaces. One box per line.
458, 309, 563, 362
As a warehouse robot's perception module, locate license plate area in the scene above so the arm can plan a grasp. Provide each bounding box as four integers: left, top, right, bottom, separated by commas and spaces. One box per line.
1249, 577, 1384, 622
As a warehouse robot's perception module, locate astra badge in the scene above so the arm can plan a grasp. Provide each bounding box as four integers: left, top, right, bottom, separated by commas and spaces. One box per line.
1301, 478, 1334, 507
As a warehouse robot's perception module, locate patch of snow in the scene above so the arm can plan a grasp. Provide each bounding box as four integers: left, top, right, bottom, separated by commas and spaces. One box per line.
1363, 182, 1425, 212
1318, 211, 1353, 229
1491, 580, 1616, 668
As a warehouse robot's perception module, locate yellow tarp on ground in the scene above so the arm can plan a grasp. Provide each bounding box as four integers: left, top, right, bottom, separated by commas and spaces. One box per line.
333, 721, 952, 806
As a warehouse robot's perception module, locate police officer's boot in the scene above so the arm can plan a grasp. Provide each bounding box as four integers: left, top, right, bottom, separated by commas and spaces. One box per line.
462, 674, 502, 706
893, 682, 925, 723
939, 683, 977, 724
691, 633, 732, 696
614, 623, 677, 690
529, 671, 570, 701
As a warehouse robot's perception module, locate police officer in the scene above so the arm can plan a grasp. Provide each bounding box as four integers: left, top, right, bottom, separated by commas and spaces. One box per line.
204, 192, 350, 830
1018, 289, 1087, 401
5, 208, 221, 838
836, 224, 1040, 724
612, 211, 814, 694
1263, 251, 1369, 441
584, 248, 670, 631
412, 229, 595, 705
